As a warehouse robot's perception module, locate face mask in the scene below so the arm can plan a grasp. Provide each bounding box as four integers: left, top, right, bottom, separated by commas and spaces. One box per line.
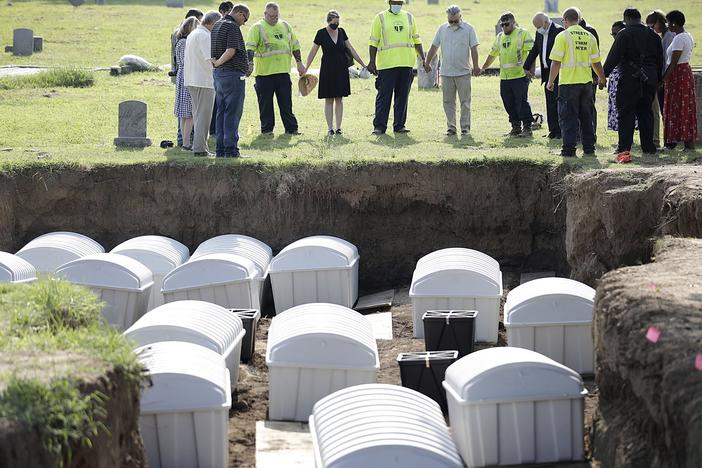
537, 27, 546, 35
329, 23, 339, 30
390, 5, 402, 14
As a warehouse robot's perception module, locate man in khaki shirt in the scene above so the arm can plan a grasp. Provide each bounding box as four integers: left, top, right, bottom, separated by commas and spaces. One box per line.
425, 5, 480, 136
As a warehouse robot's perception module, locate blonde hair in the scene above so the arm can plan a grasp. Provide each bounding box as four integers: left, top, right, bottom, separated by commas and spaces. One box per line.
177, 16, 199, 39
326, 10, 340, 23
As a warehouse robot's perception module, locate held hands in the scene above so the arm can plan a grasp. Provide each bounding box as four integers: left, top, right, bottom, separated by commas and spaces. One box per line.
296, 62, 307, 76
367, 62, 377, 75
423, 61, 432, 73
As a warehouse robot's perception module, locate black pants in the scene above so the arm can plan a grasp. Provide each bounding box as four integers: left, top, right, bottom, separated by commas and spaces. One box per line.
500, 76, 532, 125
373, 67, 413, 132
558, 83, 595, 154
254, 73, 298, 133
616, 81, 656, 153
544, 81, 560, 135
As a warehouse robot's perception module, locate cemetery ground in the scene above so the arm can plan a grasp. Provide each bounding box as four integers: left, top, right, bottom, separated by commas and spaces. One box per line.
1, 0, 701, 168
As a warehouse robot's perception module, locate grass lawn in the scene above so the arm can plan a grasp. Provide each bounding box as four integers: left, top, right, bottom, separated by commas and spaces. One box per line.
0, 0, 700, 169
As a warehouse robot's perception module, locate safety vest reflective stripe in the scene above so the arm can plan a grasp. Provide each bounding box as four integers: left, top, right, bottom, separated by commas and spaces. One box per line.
500, 30, 525, 69
257, 21, 293, 58
560, 29, 593, 68
378, 12, 415, 51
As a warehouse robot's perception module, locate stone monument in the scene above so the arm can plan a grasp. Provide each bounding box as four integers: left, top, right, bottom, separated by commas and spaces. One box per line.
12, 29, 33, 56
114, 101, 152, 147
166, 0, 184, 7
33, 37, 43, 53
69, 0, 85, 6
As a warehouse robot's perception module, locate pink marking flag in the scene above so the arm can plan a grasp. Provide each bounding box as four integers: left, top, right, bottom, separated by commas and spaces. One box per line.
646, 326, 661, 343
696, 354, 702, 372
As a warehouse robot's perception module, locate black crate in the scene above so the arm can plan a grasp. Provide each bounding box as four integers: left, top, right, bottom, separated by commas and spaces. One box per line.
423, 310, 478, 358
229, 308, 261, 363
397, 350, 458, 412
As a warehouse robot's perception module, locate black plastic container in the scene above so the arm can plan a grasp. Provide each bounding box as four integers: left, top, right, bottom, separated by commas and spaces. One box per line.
423, 310, 478, 358
397, 350, 458, 412
229, 308, 261, 363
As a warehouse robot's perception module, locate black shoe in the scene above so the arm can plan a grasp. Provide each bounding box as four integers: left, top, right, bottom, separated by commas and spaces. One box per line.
285, 130, 302, 136
193, 151, 214, 157
519, 126, 533, 137
548, 133, 562, 139
335, 128, 343, 135
642, 148, 658, 155
394, 127, 410, 133
507, 122, 521, 136
583, 149, 596, 156
560, 150, 576, 157
446, 128, 457, 136
327, 129, 335, 136
372, 128, 385, 135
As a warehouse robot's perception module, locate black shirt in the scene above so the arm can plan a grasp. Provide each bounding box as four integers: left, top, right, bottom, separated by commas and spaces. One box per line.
604, 23, 664, 86
211, 15, 248, 73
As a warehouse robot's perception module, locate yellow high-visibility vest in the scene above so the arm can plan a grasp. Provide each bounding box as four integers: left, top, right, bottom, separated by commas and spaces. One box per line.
369, 10, 421, 70
246, 20, 301, 76
489, 28, 534, 80
549, 25, 600, 85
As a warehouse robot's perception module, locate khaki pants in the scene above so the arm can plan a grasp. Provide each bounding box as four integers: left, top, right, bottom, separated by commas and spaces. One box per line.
652, 94, 661, 146
187, 85, 215, 153
442, 74, 472, 132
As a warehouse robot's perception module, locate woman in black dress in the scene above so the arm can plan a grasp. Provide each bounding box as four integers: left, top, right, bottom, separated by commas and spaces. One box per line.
303, 10, 366, 135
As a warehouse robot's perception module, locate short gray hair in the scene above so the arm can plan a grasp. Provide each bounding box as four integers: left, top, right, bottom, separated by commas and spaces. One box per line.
265, 2, 279, 10
202, 10, 221, 25
446, 5, 461, 16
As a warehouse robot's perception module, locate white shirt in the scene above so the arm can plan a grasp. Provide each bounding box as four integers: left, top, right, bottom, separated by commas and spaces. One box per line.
541, 21, 552, 69
184, 25, 214, 88
431, 21, 480, 76
666, 31, 693, 65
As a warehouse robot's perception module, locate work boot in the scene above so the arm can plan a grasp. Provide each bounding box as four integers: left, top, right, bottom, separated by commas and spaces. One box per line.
507, 121, 521, 136
519, 123, 533, 137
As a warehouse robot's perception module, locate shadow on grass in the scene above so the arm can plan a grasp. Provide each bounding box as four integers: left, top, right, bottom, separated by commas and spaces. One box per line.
368, 133, 418, 148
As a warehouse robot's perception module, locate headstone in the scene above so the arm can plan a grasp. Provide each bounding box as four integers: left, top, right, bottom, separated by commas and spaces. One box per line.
68, 0, 85, 5
95, 0, 106, 4
114, 101, 152, 147
545, 0, 559, 13
33, 37, 43, 53
694, 68, 702, 143
166, 0, 184, 7
12, 28, 33, 56
427, 0, 439, 4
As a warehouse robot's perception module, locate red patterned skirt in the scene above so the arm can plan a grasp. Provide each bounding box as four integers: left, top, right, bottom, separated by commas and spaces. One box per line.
663, 63, 698, 144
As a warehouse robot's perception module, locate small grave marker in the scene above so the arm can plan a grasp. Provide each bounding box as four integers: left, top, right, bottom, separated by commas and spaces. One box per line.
33, 37, 43, 53
12, 28, 33, 56
166, 0, 184, 7
114, 101, 152, 147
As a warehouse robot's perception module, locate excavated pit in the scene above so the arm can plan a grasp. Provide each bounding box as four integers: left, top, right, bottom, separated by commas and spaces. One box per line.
0, 160, 700, 466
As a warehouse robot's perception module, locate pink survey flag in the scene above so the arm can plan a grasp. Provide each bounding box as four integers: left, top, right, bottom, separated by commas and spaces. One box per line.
645, 326, 661, 343
696, 353, 702, 372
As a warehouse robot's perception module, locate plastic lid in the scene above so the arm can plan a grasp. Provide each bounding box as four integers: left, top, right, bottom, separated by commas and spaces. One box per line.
136, 341, 231, 413
124, 300, 244, 354
410, 257, 502, 297
269, 236, 359, 272
111, 236, 190, 274
16, 231, 104, 273
311, 384, 463, 468
267, 303, 378, 369
505, 277, 595, 326
161, 253, 258, 292
443, 347, 584, 403
0, 251, 37, 283
417, 248, 500, 271
191, 234, 272, 276
55, 253, 153, 291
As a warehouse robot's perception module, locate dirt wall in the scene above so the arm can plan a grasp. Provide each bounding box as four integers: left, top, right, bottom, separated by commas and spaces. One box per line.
0, 161, 569, 289
590, 237, 702, 467
0, 366, 144, 468
565, 166, 702, 285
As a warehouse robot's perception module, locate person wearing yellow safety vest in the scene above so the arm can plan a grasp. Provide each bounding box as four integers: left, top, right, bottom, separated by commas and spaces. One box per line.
246, 2, 305, 136
546, 7, 606, 157
368, 0, 427, 135
479, 12, 535, 137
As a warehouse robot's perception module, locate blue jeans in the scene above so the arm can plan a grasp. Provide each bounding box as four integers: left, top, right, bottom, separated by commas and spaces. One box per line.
214, 68, 245, 156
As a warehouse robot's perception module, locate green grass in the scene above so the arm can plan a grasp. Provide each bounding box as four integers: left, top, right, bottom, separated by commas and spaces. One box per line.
0, 279, 144, 466
0, 0, 700, 169
0, 68, 94, 89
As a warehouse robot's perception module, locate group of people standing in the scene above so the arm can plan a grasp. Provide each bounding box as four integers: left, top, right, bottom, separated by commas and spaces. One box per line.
170, 1, 697, 161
